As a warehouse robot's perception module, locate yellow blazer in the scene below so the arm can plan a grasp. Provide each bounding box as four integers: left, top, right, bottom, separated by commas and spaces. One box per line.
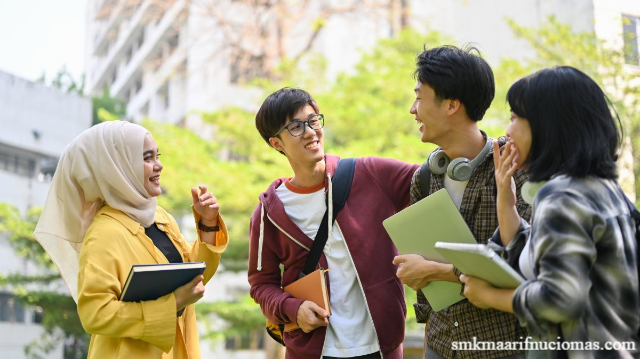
77, 205, 228, 359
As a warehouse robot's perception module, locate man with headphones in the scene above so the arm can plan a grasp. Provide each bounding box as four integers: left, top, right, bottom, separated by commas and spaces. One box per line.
393, 45, 532, 359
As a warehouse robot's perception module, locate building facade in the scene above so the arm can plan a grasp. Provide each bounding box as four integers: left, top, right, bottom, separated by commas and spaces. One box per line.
0, 71, 92, 359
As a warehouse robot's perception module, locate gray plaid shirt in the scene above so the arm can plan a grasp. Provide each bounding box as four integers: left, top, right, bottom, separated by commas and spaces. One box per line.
503, 175, 640, 359
411, 136, 532, 359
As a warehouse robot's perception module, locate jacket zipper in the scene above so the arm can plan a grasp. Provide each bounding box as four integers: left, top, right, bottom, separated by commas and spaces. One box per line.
335, 222, 383, 358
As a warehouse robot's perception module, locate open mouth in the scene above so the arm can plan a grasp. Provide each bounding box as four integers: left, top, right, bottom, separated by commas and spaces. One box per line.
149, 175, 160, 183
305, 141, 319, 149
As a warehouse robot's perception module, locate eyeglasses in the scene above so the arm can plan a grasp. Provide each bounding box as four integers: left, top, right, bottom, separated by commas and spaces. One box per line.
273, 114, 324, 137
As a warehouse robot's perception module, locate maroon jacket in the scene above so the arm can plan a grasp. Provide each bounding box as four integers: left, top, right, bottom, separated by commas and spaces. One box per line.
248, 154, 418, 359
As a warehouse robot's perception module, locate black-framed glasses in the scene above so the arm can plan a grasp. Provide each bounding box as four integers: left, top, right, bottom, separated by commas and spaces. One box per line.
273, 114, 324, 137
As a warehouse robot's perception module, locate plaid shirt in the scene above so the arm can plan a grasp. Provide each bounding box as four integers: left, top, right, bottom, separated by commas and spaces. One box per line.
411, 136, 532, 359
507, 176, 640, 358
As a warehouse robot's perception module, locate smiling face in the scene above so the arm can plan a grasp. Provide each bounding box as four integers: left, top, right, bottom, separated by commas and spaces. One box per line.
410, 81, 450, 144
269, 104, 325, 168
143, 133, 163, 197
506, 111, 532, 169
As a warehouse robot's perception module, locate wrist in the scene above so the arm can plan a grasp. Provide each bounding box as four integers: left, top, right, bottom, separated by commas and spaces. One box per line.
435, 263, 457, 282
199, 214, 219, 227
198, 220, 219, 232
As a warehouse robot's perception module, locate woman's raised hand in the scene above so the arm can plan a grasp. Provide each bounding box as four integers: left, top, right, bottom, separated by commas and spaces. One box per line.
191, 185, 220, 226
492, 140, 518, 211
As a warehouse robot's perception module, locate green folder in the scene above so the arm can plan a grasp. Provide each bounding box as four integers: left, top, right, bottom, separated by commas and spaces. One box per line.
434, 242, 524, 288
383, 189, 477, 312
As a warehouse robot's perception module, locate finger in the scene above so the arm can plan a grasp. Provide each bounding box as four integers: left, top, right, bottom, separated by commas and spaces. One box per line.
506, 153, 519, 177
199, 185, 208, 196
190, 274, 204, 285
492, 140, 501, 167
392, 255, 404, 265
198, 192, 211, 203
307, 302, 328, 318
191, 187, 199, 202
504, 143, 517, 163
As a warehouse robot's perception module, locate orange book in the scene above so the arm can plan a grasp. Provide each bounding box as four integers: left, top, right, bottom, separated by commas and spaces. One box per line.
283, 268, 331, 332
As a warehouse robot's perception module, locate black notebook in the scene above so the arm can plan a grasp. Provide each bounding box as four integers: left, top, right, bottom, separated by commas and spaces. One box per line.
120, 262, 206, 303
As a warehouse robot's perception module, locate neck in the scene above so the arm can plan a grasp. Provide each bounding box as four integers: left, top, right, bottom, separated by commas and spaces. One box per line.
290, 159, 326, 188
438, 123, 487, 160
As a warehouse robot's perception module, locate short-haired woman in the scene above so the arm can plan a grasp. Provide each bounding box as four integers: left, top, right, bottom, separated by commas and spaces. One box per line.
460, 66, 639, 358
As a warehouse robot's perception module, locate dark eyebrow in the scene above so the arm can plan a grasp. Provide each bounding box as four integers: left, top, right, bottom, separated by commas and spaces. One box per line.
143, 150, 155, 156
292, 113, 318, 122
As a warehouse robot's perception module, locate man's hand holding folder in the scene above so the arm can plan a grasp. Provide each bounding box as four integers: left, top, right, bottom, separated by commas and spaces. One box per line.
296, 301, 329, 333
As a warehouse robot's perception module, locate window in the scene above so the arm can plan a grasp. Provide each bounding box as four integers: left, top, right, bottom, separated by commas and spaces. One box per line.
0, 293, 26, 323
623, 14, 640, 66
0, 149, 36, 178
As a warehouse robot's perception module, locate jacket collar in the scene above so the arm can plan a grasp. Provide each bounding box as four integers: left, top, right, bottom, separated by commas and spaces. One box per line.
100, 205, 162, 233
258, 154, 340, 248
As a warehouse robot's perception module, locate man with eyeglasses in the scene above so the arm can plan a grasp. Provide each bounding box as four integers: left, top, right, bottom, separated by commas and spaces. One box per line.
248, 87, 418, 359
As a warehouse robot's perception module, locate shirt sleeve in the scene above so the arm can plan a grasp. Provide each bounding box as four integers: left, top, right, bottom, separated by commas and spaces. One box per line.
511, 192, 598, 337
247, 203, 303, 326
360, 157, 420, 211
187, 207, 228, 284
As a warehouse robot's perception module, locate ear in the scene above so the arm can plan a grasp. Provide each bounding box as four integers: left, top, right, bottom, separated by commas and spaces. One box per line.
446, 99, 462, 116
269, 137, 285, 152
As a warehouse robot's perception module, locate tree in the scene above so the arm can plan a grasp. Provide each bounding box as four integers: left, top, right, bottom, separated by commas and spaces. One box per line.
0, 203, 89, 359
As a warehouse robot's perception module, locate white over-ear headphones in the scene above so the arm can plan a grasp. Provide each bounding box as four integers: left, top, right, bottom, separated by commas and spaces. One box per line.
427, 134, 492, 181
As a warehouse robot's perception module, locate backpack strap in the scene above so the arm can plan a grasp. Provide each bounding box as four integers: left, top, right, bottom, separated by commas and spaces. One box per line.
419, 160, 432, 199
300, 158, 357, 278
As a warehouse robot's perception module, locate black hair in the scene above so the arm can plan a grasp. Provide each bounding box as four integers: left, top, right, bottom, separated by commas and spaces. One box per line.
413, 45, 495, 122
255, 88, 319, 155
507, 66, 622, 181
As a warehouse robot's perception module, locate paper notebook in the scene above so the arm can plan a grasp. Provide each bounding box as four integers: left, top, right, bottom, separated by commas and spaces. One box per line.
434, 242, 524, 288
383, 189, 477, 311
283, 269, 331, 332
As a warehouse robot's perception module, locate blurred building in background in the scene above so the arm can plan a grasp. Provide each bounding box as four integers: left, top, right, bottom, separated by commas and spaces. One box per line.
0, 70, 91, 359
84, 0, 639, 126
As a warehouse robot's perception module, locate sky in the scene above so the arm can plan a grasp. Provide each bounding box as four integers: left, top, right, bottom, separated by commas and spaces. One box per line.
0, 0, 86, 83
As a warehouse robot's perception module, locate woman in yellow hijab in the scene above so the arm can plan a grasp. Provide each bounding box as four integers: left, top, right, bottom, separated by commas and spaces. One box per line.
34, 120, 228, 358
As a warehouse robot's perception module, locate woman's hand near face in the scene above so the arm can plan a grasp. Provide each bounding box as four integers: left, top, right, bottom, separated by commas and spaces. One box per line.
174, 275, 205, 311
191, 185, 220, 226
493, 140, 521, 246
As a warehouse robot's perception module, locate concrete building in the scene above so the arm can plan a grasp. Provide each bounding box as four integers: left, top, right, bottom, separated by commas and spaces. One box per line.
0, 71, 92, 358
84, 0, 397, 125
411, 0, 640, 68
